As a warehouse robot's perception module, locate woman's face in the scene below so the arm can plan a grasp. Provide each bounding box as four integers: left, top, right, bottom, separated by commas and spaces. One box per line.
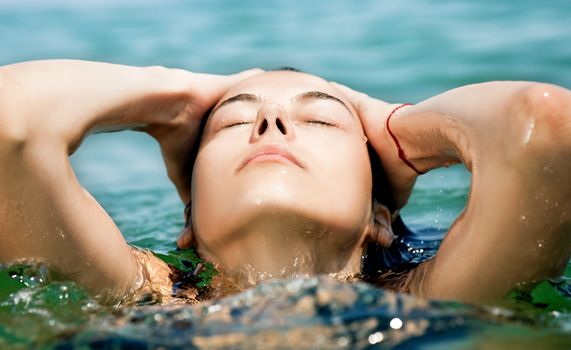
191, 71, 374, 270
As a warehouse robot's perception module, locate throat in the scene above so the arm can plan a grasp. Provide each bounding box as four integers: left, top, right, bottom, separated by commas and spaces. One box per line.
207, 261, 364, 300
197, 222, 366, 294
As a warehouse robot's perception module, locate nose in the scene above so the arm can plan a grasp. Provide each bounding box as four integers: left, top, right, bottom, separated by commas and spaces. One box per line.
250, 103, 295, 142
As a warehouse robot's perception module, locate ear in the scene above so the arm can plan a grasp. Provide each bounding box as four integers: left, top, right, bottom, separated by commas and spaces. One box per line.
177, 201, 195, 249
365, 201, 395, 247
177, 225, 195, 249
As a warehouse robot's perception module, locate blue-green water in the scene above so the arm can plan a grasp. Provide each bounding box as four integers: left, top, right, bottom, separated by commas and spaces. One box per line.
0, 0, 570, 348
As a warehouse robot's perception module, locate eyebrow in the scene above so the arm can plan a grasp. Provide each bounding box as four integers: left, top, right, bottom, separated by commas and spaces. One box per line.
210, 90, 352, 117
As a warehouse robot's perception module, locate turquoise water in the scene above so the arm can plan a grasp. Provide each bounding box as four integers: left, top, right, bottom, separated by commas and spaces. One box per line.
1, 0, 570, 348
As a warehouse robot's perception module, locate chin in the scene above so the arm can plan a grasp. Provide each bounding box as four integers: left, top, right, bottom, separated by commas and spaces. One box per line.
235, 186, 362, 235
194, 167, 370, 250
236, 167, 309, 207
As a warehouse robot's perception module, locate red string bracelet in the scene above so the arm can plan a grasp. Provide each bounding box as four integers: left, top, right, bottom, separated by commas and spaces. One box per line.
385, 103, 426, 175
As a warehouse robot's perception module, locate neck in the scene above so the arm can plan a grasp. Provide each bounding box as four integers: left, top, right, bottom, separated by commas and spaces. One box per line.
196, 213, 367, 292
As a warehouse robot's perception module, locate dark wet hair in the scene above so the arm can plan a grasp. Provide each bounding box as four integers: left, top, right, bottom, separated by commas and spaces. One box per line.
271, 66, 303, 72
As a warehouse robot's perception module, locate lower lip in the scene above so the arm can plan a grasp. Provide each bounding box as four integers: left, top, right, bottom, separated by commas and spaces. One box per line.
246, 154, 296, 167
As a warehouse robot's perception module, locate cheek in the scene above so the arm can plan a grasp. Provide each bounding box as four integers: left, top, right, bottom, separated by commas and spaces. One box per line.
190, 139, 243, 234
301, 130, 371, 186
300, 131, 373, 223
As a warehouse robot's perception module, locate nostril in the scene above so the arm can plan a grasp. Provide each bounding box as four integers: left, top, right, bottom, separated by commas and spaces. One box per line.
258, 119, 268, 135
276, 118, 287, 135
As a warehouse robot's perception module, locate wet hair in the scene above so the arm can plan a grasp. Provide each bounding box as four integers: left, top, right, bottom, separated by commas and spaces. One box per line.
271, 66, 303, 72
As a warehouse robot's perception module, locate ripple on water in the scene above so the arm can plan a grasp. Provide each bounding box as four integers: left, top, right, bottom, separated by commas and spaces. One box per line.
50, 276, 570, 349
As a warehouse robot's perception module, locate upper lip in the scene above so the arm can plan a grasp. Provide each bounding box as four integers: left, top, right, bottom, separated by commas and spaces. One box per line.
237, 144, 305, 172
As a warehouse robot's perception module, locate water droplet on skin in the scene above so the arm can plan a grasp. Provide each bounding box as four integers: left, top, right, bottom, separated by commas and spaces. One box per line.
53, 226, 66, 240
523, 118, 535, 145
520, 215, 527, 221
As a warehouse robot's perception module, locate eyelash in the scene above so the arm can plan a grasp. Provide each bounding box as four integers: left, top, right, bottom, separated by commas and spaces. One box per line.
222, 120, 336, 129
223, 121, 251, 128
306, 120, 336, 127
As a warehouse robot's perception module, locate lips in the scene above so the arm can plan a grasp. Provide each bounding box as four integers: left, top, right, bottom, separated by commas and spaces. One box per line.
237, 145, 304, 172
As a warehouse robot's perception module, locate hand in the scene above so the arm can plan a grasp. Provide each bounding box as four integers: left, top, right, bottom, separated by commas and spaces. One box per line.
142, 68, 263, 204
331, 82, 419, 211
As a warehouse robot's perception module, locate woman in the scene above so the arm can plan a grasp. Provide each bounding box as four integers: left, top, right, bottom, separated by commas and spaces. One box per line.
0, 60, 569, 305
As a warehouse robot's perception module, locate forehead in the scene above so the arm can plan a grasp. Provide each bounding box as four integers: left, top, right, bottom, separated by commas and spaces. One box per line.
218, 71, 355, 111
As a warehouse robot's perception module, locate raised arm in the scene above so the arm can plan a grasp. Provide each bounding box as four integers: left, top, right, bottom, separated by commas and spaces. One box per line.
338, 81, 571, 302
0, 60, 256, 302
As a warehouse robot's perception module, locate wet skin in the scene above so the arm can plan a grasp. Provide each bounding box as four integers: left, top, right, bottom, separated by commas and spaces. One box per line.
190, 72, 391, 281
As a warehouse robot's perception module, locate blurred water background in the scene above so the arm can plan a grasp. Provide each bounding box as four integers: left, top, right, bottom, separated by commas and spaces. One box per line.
0, 0, 570, 348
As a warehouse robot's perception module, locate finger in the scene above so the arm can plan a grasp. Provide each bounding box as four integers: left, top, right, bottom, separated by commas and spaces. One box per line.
192, 68, 265, 107
330, 82, 370, 100
231, 68, 265, 80
329, 81, 371, 113
220, 68, 265, 88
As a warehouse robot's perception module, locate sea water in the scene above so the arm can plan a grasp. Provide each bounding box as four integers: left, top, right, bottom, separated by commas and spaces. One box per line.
0, 0, 570, 348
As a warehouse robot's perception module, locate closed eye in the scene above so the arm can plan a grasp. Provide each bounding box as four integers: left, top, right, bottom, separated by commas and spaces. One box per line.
224, 121, 252, 128
306, 120, 337, 127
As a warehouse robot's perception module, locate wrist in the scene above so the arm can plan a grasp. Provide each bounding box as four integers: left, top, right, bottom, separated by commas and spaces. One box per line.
91, 65, 194, 131
385, 104, 426, 175
385, 104, 465, 172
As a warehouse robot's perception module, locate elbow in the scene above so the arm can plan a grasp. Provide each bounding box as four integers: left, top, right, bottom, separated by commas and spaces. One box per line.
511, 83, 571, 154
0, 67, 29, 150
